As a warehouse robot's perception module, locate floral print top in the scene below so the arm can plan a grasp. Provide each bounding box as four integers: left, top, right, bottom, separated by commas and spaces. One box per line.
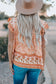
8, 17, 49, 70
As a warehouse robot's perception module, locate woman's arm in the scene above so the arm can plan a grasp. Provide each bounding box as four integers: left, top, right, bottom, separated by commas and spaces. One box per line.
42, 35, 45, 67
8, 29, 14, 74
8, 29, 14, 63
41, 27, 46, 67
40, 28, 45, 75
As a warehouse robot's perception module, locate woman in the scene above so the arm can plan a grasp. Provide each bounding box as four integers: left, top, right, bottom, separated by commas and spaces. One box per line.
8, 0, 49, 84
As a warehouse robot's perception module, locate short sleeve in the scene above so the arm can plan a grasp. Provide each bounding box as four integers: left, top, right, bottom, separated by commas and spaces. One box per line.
8, 18, 14, 32
40, 20, 49, 33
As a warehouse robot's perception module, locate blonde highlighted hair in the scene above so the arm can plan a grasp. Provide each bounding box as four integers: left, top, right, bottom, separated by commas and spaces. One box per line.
15, 11, 41, 47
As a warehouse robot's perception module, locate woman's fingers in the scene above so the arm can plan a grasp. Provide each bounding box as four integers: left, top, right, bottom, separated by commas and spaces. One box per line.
10, 68, 14, 75
40, 70, 43, 75
9, 63, 14, 75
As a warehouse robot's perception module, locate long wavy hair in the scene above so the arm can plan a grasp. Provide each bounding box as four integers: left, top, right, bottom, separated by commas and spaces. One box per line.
15, 11, 41, 48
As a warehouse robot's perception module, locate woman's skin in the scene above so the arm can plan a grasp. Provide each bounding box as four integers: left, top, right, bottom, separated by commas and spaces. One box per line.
40, 28, 45, 75
8, 30, 14, 74
8, 20, 45, 75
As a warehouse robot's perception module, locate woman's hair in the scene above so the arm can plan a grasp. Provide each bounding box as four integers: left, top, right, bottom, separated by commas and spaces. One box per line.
16, 11, 41, 47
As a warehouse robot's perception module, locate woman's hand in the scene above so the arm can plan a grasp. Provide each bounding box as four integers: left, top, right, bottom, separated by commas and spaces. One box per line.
9, 62, 14, 75
40, 70, 43, 75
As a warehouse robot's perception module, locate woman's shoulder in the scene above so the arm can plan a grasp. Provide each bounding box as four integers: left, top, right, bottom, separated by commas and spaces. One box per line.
8, 17, 17, 32
40, 19, 49, 30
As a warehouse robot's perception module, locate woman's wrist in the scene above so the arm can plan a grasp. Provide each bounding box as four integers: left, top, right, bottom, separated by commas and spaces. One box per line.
9, 59, 13, 63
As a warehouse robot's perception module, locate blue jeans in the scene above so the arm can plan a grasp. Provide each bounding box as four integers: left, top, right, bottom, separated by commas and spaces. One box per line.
13, 64, 41, 84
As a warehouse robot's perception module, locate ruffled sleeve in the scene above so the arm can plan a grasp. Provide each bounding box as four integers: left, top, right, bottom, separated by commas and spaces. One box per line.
40, 19, 49, 33
8, 18, 14, 32
40, 20, 49, 45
